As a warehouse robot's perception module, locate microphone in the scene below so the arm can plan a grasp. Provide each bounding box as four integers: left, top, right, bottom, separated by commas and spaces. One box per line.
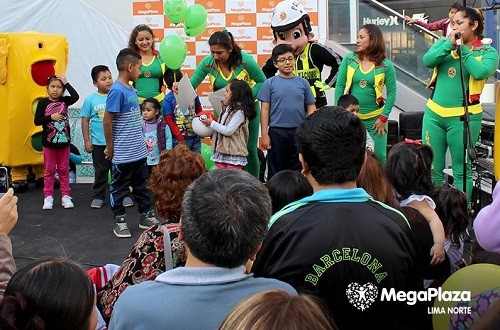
455, 32, 462, 46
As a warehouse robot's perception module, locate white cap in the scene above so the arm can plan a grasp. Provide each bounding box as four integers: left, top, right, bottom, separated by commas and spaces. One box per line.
271, 0, 310, 32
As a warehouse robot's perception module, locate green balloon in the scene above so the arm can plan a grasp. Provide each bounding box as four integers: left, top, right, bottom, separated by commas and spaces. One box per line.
164, 0, 187, 25
201, 143, 215, 170
184, 22, 207, 37
159, 35, 187, 70
184, 4, 207, 29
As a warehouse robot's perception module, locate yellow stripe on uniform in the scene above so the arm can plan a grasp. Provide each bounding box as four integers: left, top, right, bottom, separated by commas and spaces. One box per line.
358, 107, 383, 120
426, 99, 482, 117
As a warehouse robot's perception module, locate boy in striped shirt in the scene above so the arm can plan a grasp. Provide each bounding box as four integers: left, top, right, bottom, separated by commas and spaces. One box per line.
103, 48, 160, 238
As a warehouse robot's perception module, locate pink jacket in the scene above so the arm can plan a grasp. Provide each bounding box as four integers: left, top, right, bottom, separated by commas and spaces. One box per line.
415, 18, 449, 37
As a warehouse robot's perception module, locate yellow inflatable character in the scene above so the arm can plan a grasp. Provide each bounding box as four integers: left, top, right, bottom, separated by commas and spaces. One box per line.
0, 32, 68, 191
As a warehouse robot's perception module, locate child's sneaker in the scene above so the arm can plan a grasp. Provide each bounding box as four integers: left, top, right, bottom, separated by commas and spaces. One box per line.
139, 210, 160, 229
61, 195, 74, 209
42, 196, 54, 210
113, 214, 131, 238
123, 196, 134, 207
90, 198, 104, 209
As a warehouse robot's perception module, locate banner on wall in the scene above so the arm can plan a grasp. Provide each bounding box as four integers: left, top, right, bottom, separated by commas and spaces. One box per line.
133, 0, 319, 109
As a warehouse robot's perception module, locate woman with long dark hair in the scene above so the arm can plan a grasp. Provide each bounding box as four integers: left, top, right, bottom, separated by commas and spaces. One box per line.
190, 31, 266, 178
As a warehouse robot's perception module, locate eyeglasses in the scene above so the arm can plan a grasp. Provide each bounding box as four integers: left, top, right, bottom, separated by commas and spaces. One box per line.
275, 56, 295, 63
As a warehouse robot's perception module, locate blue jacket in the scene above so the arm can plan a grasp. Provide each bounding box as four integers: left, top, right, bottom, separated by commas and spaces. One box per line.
109, 266, 297, 330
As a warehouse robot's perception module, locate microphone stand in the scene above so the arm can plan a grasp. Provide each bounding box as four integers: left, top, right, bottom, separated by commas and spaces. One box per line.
457, 38, 477, 195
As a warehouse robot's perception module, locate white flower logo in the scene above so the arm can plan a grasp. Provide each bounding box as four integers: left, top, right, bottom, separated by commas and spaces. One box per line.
346, 282, 378, 311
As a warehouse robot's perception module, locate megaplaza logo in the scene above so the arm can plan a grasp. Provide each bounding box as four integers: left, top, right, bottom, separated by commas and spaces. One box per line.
346, 282, 378, 311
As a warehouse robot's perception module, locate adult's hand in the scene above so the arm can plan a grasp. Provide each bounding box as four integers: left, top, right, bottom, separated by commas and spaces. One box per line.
373, 119, 387, 137
84, 140, 93, 153
0, 188, 18, 235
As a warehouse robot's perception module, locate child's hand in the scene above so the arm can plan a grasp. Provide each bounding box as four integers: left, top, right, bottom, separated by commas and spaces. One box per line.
430, 244, 445, 265
57, 75, 68, 85
84, 141, 93, 153
172, 82, 179, 94
104, 147, 113, 160
404, 15, 416, 24
200, 116, 213, 127
50, 113, 66, 122
260, 135, 271, 150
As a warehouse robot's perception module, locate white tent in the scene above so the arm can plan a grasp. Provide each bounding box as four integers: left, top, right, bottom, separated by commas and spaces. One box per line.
1, 0, 130, 106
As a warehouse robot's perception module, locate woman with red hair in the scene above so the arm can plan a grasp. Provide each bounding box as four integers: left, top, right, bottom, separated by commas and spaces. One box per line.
96, 144, 207, 323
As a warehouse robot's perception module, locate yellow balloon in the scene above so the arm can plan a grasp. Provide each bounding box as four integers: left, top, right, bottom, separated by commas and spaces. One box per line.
432, 264, 500, 330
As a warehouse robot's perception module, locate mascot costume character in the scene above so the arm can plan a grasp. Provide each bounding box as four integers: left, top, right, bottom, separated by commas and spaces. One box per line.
262, 0, 340, 108
0, 32, 68, 192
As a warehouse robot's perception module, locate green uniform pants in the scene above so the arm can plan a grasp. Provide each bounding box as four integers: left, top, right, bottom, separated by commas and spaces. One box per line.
364, 116, 388, 164
245, 101, 260, 178
422, 109, 482, 202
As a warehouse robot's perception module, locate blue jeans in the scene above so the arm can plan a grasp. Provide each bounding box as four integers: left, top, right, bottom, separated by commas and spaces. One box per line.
173, 136, 201, 154
267, 127, 301, 180
109, 158, 151, 217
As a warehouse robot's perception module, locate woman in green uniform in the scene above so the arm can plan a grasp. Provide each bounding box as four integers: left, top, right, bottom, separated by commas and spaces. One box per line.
334, 24, 396, 164
190, 31, 266, 178
128, 25, 166, 112
422, 7, 498, 200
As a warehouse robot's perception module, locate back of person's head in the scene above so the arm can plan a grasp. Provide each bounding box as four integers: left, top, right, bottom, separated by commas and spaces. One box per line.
271, 44, 294, 63
385, 141, 434, 200
357, 150, 398, 208
267, 170, 313, 214
295, 107, 366, 185
149, 144, 206, 222
337, 94, 359, 109
163, 69, 183, 90
227, 79, 256, 120
0, 258, 95, 330
432, 186, 469, 245
91, 65, 110, 83
116, 48, 141, 72
208, 31, 242, 70
219, 290, 336, 330
181, 169, 271, 268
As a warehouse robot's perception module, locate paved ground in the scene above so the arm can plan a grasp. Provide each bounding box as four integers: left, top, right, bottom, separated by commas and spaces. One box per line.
11, 184, 140, 270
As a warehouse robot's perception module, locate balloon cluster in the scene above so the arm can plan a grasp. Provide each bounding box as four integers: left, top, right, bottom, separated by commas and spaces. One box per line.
160, 0, 208, 70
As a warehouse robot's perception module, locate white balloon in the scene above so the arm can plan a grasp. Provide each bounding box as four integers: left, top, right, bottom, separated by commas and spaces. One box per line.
191, 115, 214, 137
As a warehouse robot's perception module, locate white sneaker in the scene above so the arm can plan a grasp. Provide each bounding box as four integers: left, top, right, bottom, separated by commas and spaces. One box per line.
42, 196, 54, 210
61, 195, 74, 209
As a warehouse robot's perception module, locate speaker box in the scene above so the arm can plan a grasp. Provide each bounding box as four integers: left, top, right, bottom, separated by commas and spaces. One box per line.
399, 111, 424, 140
387, 119, 399, 152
